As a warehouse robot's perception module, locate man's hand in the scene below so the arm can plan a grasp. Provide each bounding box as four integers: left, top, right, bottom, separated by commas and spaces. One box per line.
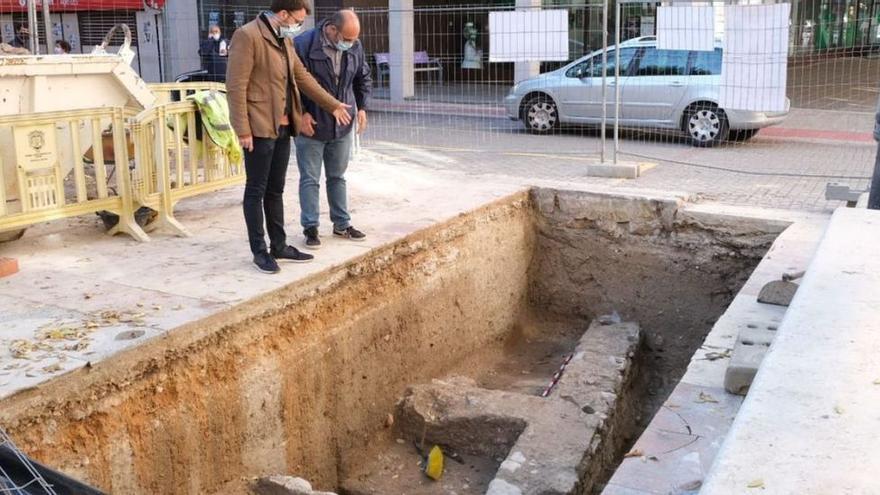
357, 110, 367, 134
239, 134, 254, 152
332, 104, 353, 126
301, 112, 317, 137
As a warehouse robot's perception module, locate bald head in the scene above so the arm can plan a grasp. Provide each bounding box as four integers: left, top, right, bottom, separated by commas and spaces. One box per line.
328, 9, 360, 41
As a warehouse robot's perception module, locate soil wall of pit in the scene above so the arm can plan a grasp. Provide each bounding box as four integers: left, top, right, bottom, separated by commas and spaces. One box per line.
0, 193, 536, 494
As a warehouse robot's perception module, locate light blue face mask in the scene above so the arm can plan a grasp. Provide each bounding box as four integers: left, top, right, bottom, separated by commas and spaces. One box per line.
336, 40, 354, 51
279, 24, 303, 39
269, 11, 303, 39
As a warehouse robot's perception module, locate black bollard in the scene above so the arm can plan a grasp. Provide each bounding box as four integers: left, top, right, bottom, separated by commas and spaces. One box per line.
868, 98, 880, 210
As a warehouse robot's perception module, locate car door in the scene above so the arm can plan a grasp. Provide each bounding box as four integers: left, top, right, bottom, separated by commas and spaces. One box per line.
622, 47, 691, 125
555, 48, 638, 123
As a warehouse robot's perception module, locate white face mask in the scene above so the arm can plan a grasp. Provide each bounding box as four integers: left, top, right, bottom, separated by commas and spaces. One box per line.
209, 33, 221, 41
54, 46, 64, 54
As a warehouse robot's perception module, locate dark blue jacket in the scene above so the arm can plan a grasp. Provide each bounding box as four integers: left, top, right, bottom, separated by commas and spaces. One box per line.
199, 37, 229, 82
295, 21, 372, 142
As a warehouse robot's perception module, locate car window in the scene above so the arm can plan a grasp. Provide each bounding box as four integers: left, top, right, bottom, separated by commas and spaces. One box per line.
586, 47, 637, 78
634, 48, 689, 76
565, 60, 591, 78
690, 48, 723, 76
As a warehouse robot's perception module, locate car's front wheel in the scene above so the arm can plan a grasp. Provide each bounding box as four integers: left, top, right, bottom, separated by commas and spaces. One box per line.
684, 104, 729, 147
523, 95, 559, 134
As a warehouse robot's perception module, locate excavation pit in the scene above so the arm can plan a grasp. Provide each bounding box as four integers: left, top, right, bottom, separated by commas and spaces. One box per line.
0, 188, 785, 494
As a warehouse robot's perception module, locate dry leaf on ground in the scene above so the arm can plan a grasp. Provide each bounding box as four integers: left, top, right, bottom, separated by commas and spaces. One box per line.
696, 391, 719, 404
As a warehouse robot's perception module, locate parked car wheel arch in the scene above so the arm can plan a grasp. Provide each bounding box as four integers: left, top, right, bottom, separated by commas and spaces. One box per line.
680, 100, 721, 129
519, 91, 555, 120
521, 93, 560, 134
681, 100, 730, 147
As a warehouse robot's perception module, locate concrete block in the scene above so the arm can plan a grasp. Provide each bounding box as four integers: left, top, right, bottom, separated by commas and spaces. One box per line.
585, 161, 654, 179
0, 257, 18, 278
724, 340, 770, 396
724, 326, 777, 395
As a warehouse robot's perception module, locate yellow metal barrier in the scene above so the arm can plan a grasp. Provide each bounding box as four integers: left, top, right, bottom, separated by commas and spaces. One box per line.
0, 89, 244, 242
148, 82, 227, 105
130, 98, 245, 238
0, 107, 147, 241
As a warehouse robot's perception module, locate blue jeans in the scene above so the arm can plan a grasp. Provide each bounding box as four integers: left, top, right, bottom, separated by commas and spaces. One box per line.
295, 131, 354, 231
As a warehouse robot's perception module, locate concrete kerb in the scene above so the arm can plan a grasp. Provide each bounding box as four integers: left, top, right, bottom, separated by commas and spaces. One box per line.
701, 207, 880, 494
395, 321, 641, 495
600, 210, 828, 495
586, 161, 656, 180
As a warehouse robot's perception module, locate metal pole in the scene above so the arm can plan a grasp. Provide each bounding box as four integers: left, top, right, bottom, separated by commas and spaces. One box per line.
42, 0, 53, 54
27, 0, 38, 54
614, 0, 621, 164
601, 0, 608, 163
868, 97, 880, 210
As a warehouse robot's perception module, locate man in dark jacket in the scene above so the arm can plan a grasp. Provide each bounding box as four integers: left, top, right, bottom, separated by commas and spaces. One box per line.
199, 24, 229, 82
11, 25, 29, 49
294, 9, 371, 249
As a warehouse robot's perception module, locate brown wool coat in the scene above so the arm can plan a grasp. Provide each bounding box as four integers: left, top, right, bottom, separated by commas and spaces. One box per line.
226, 16, 342, 139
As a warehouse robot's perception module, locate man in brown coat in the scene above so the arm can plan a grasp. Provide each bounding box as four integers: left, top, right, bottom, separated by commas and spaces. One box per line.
227, 0, 352, 274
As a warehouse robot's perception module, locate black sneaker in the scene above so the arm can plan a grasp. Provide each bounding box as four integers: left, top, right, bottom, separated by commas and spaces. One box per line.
253, 252, 280, 274
304, 227, 322, 250
333, 226, 366, 241
271, 245, 315, 263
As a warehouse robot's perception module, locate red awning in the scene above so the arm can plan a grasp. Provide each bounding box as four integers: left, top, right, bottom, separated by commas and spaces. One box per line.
0, 0, 164, 12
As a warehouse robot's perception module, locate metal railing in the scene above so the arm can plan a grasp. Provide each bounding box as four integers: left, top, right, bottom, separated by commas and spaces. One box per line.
0, 107, 147, 241
0, 88, 244, 242
130, 97, 245, 236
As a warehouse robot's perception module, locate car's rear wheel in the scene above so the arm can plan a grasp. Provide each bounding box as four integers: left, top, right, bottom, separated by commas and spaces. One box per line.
729, 129, 760, 143
523, 95, 559, 134
684, 104, 729, 147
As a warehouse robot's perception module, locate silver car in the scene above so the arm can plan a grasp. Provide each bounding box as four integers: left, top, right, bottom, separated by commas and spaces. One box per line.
504, 36, 790, 147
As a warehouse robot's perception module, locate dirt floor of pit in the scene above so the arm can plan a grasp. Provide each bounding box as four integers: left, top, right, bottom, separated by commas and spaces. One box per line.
339, 310, 589, 495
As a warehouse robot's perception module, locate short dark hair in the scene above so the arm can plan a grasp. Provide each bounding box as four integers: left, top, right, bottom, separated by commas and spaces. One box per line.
270, 0, 311, 15
55, 40, 71, 53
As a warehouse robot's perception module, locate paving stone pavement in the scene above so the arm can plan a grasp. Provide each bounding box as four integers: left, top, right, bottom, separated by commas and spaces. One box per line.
364, 109, 875, 213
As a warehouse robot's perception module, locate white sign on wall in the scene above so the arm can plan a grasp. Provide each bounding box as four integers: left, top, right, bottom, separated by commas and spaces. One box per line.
656, 6, 715, 51
489, 9, 568, 63
720, 3, 791, 112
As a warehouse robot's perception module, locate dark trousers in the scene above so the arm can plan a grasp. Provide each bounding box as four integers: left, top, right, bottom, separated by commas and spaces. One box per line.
243, 126, 291, 255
